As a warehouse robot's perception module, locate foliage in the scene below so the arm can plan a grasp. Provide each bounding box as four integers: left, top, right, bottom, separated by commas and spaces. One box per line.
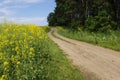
58, 27, 120, 51
0, 23, 51, 80
85, 10, 117, 32
47, 12, 57, 26
48, 0, 120, 31
0, 23, 83, 80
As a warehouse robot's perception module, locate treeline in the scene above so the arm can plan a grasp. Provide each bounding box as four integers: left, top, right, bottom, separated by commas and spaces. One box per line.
47, 0, 120, 32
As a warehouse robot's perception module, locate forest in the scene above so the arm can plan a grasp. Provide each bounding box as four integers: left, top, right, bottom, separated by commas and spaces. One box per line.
48, 0, 120, 32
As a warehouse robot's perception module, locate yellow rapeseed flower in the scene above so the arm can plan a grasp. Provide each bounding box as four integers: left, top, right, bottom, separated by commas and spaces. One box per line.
29, 52, 33, 55
0, 75, 5, 80
30, 67, 33, 70
15, 46, 19, 51
24, 33, 27, 36
12, 35, 15, 38
30, 48, 34, 52
11, 55, 16, 63
10, 41, 13, 45
4, 61, 9, 66
12, 48, 15, 51
17, 61, 20, 65
25, 45, 28, 49
2, 75, 5, 78
5, 28, 9, 32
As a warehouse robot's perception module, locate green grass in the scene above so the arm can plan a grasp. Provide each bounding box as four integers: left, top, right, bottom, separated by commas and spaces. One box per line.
47, 38, 83, 80
58, 27, 120, 51
51, 30, 75, 44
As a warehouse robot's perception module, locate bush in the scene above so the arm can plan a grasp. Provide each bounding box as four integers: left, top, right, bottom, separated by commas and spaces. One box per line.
85, 10, 117, 32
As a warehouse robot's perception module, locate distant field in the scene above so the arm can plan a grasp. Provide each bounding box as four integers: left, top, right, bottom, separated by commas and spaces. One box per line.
58, 27, 120, 51
0, 23, 82, 80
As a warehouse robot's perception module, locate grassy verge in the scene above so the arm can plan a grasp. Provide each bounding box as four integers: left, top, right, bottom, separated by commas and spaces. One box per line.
58, 27, 120, 51
47, 39, 83, 80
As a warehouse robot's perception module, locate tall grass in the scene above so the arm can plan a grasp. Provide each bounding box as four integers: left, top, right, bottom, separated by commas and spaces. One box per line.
58, 27, 120, 51
0, 23, 83, 80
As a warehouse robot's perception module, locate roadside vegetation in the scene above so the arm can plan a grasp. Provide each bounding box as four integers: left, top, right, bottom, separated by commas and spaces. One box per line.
58, 27, 120, 51
0, 22, 83, 80
48, 0, 120, 31
47, 0, 120, 52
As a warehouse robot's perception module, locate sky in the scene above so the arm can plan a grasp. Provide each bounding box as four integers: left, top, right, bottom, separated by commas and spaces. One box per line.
0, 0, 56, 26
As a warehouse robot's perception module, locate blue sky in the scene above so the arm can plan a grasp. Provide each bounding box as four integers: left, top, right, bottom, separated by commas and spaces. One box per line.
0, 0, 56, 25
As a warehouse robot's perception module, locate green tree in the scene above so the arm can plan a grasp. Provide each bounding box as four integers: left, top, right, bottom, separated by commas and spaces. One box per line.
47, 12, 56, 26
48, 0, 120, 31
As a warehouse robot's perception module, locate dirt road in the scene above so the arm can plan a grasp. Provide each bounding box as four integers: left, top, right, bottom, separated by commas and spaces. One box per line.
48, 28, 120, 80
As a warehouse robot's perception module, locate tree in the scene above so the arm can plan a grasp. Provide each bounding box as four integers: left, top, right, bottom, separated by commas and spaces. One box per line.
48, 0, 120, 31
47, 12, 56, 26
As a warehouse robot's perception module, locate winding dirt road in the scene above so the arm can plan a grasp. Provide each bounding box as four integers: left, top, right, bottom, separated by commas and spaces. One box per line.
48, 28, 120, 80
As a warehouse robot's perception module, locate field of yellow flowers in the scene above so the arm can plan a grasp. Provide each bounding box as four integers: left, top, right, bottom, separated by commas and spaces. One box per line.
0, 23, 83, 80
0, 23, 52, 80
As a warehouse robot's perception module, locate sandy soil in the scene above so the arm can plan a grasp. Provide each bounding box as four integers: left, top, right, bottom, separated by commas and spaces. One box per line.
48, 28, 120, 80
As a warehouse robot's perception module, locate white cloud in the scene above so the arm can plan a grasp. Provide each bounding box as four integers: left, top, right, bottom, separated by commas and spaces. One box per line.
6, 5, 29, 9
0, 0, 45, 15
0, 0, 47, 25
19, 0, 44, 3
0, 8, 13, 16
0, 0, 45, 10
4, 17, 47, 25
0, 16, 4, 19
0, 0, 44, 5
0, 0, 11, 6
